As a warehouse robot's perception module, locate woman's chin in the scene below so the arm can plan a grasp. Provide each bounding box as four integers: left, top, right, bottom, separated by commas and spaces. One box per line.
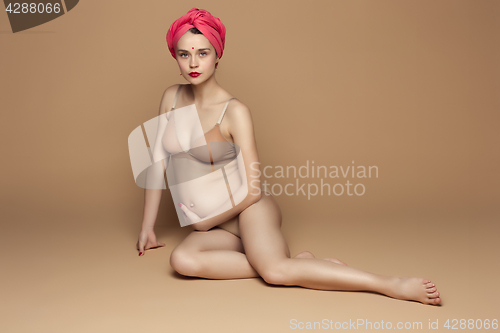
187, 77, 203, 84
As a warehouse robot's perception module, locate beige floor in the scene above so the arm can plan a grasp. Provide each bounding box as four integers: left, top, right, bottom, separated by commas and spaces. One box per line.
2, 206, 499, 333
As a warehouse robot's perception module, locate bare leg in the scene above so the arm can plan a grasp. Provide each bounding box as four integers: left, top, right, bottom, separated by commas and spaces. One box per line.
170, 227, 260, 279
169, 226, 328, 279
295, 250, 348, 266
238, 193, 442, 305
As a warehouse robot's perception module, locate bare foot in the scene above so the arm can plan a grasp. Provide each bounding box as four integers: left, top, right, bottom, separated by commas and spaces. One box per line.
293, 251, 348, 266
386, 277, 442, 305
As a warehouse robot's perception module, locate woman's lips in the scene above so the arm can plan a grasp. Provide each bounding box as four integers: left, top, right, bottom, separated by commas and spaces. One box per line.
189, 72, 201, 77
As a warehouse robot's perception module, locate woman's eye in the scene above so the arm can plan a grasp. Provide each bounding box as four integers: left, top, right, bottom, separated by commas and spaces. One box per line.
179, 52, 206, 57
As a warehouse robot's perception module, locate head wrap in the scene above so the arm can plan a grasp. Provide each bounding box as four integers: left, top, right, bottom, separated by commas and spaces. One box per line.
166, 8, 226, 60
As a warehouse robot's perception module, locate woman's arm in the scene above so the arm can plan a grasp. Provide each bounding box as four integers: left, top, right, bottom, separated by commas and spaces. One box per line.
189, 101, 262, 231
140, 85, 179, 231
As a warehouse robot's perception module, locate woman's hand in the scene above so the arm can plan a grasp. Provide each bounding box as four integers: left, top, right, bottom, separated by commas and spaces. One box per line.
178, 203, 201, 224
137, 229, 165, 256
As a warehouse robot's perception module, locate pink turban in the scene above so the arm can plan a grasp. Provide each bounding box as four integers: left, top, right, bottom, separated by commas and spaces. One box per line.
166, 8, 226, 60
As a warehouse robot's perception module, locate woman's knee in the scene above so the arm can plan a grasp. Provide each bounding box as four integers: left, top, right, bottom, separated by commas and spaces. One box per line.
169, 248, 203, 277
258, 262, 290, 286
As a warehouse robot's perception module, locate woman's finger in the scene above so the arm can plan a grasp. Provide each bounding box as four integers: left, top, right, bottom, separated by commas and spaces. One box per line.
178, 203, 189, 213
179, 203, 194, 221
145, 242, 166, 250
137, 240, 145, 256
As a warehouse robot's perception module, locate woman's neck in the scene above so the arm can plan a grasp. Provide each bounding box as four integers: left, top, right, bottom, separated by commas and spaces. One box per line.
188, 76, 224, 107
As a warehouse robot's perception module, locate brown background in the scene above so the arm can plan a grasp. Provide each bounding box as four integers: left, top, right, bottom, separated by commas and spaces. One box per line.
1, 0, 499, 332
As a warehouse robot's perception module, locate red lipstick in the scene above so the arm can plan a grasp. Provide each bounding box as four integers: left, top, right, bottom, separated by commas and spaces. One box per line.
189, 72, 201, 77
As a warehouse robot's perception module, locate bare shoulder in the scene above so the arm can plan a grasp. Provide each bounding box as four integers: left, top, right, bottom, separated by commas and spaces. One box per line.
226, 99, 254, 127
158, 84, 183, 115
224, 98, 257, 143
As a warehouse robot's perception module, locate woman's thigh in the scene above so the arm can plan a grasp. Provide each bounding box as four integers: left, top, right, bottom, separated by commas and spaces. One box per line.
170, 227, 245, 272
238, 192, 291, 281
172, 228, 244, 254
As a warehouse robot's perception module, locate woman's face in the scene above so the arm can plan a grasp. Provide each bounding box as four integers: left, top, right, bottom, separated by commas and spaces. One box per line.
176, 31, 219, 84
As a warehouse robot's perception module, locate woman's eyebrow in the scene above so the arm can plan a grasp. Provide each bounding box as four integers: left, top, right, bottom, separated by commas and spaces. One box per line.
178, 48, 211, 52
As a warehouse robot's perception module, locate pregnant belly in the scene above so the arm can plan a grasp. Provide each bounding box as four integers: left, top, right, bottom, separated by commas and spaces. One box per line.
170, 161, 243, 221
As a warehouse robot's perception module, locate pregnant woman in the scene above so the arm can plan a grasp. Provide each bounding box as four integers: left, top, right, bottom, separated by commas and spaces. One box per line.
135, 7, 441, 305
